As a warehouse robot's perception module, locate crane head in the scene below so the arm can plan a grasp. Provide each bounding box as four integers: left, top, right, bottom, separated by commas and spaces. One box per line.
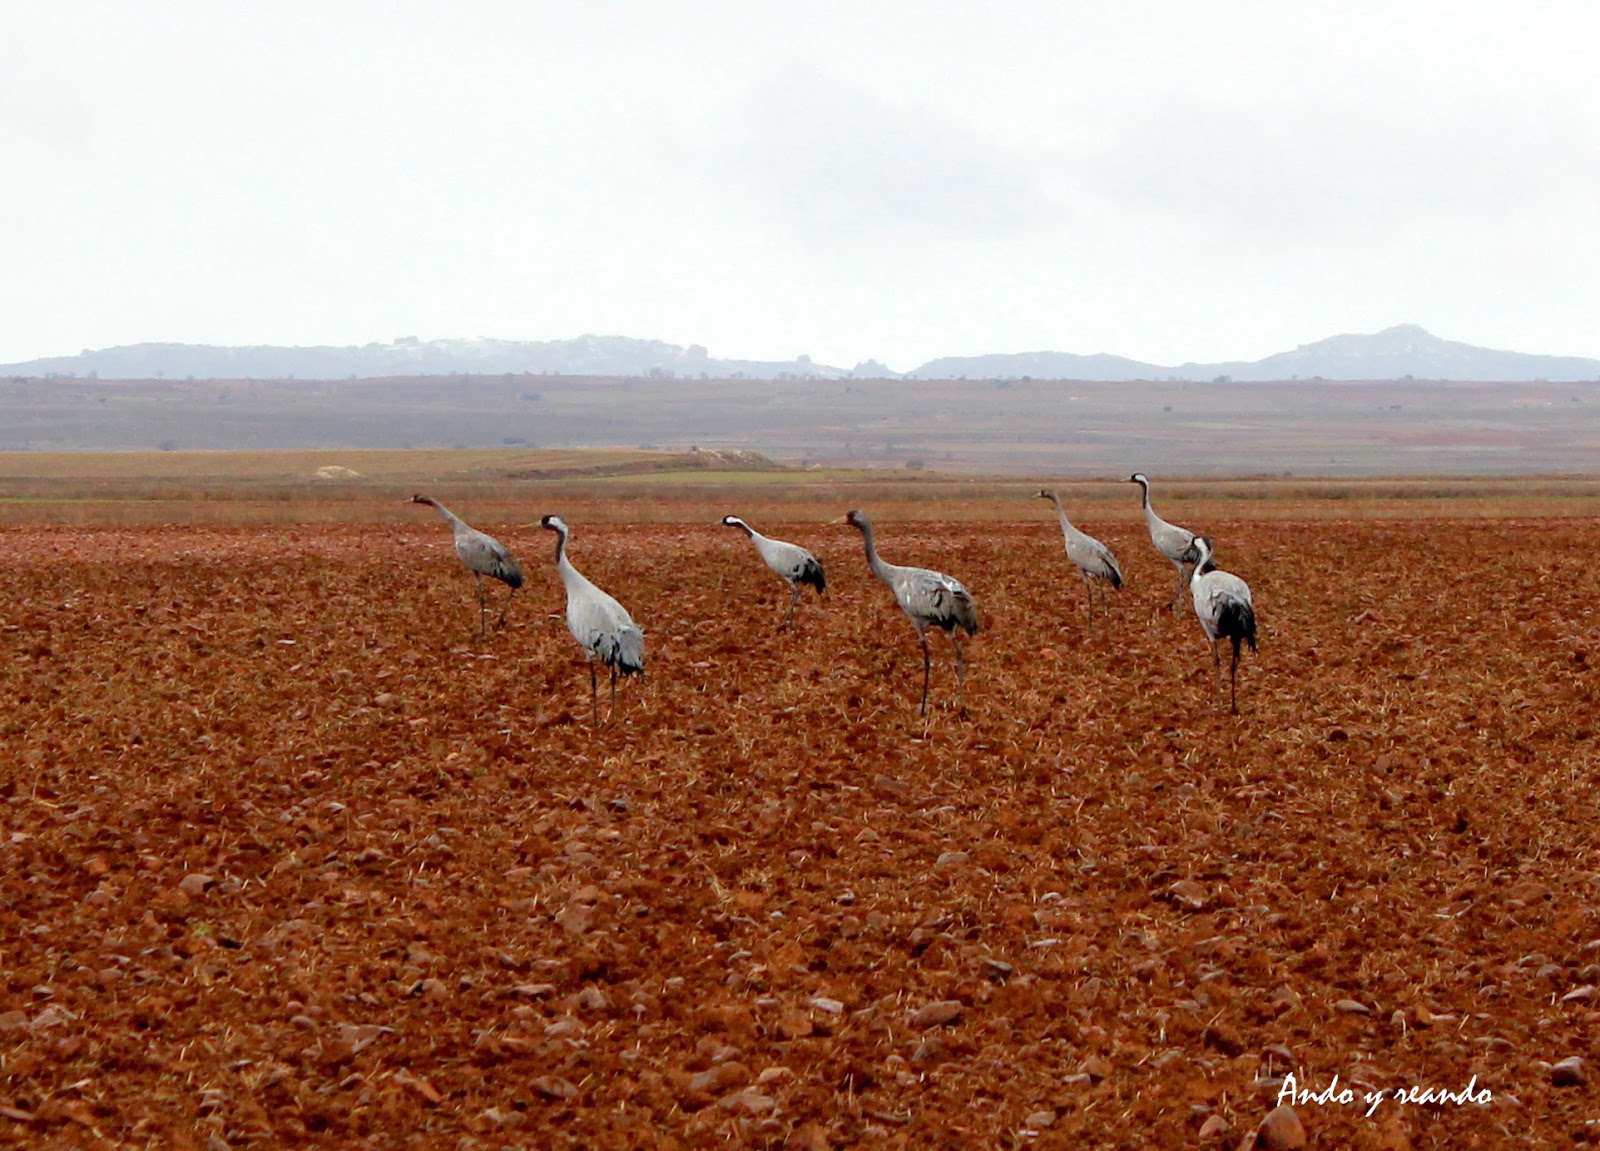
842, 509, 868, 530
720, 515, 743, 528
540, 515, 568, 534
409, 493, 435, 505
1035, 489, 1055, 501
1128, 472, 1149, 485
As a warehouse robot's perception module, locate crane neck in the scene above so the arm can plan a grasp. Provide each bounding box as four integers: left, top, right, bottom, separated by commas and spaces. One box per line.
854, 519, 894, 586
550, 528, 596, 595
1045, 494, 1075, 533
1135, 479, 1151, 510
422, 498, 465, 529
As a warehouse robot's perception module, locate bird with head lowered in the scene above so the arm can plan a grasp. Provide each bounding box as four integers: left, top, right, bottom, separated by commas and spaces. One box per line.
720, 515, 826, 632
409, 494, 523, 637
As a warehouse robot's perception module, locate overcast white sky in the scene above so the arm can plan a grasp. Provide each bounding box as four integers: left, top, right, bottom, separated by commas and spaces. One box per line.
4, 1, 1598, 371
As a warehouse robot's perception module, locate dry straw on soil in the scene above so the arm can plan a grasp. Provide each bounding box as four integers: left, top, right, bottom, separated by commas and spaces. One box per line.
2, 474, 1599, 1148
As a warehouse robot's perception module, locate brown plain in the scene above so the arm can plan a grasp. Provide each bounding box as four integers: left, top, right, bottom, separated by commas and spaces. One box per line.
2, 452, 1597, 1147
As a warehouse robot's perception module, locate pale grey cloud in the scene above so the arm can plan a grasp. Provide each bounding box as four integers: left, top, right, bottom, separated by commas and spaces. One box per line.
718, 71, 1060, 241
1086, 91, 1594, 242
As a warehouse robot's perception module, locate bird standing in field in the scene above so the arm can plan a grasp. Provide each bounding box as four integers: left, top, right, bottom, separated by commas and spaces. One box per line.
540, 515, 644, 723
1128, 472, 1199, 613
1036, 489, 1123, 622
843, 509, 980, 715
720, 515, 826, 631
409, 495, 523, 637
1187, 535, 1257, 714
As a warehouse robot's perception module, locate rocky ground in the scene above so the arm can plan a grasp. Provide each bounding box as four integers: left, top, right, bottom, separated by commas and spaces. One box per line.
2, 515, 1597, 1149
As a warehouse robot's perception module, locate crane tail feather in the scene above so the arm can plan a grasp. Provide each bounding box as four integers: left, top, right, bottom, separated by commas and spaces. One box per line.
797, 557, 826, 595
596, 627, 646, 677
1217, 599, 1257, 652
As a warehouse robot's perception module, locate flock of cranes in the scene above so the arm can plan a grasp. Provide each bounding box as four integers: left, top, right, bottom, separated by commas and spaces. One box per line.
410, 473, 1258, 720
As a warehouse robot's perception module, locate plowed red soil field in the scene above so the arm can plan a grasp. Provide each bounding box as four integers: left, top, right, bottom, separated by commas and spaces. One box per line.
3, 515, 1598, 1149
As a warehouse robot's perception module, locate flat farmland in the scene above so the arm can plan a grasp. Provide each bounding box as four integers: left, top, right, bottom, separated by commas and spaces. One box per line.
3, 487, 1600, 1148
8, 374, 1600, 476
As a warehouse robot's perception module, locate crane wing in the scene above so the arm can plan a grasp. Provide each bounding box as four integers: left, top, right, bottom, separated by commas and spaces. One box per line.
899, 569, 980, 635
1087, 540, 1124, 587
1066, 531, 1123, 587
1191, 572, 1252, 635
593, 622, 646, 674
460, 530, 523, 588
568, 588, 645, 673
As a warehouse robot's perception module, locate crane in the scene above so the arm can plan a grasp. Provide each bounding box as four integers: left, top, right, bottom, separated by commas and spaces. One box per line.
540, 515, 645, 723
720, 515, 826, 631
1128, 473, 1198, 613
1187, 535, 1257, 714
409, 495, 523, 637
1036, 489, 1123, 622
843, 509, 979, 715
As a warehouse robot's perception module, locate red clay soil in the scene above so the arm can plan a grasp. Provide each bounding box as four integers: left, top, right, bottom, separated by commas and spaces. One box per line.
1, 517, 1598, 1150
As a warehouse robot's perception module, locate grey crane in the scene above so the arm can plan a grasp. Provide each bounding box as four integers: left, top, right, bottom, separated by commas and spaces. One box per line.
720, 515, 826, 631
1128, 472, 1198, 613
540, 515, 644, 723
1036, 489, 1123, 622
409, 494, 523, 637
1187, 535, 1257, 714
843, 509, 980, 715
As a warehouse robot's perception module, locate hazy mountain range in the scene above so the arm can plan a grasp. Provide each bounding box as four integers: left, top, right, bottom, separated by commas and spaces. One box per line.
4, 324, 1599, 383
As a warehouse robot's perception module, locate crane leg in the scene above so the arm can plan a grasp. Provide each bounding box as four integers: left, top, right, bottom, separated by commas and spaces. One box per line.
475, 574, 490, 638
1165, 565, 1188, 614
610, 665, 619, 721
589, 660, 599, 725
1082, 572, 1095, 623
779, 585, 801, 632
1229, 640, 1241, 715
494, 585, 517, 631
918, 634, 932, 716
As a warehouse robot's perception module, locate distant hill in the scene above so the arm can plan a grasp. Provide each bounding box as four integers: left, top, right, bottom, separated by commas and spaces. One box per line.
0, 335, 857, 382
915, 325, 1600, 383
3, 324, 1598, 383
910, 350, 1158, 381
1174, 325, 1600, 383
